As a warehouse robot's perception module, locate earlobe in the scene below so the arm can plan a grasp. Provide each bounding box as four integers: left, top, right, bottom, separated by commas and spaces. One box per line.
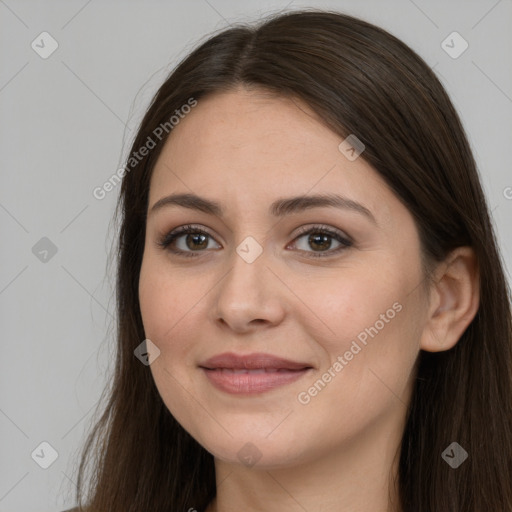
420, 246, 480, 353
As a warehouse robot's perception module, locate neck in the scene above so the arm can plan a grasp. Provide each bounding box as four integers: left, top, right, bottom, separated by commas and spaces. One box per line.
205, 405, 404, 512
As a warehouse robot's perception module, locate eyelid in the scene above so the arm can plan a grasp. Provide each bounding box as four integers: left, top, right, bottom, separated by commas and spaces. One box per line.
156, 224, 219, 252
287, 224, 353, 258
292, 223, 352, 243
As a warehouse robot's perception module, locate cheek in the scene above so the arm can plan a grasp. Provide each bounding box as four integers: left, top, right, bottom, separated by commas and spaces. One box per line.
295, 263, 408, 350
138, 256, 208, 431
138, 253, 217, 376
291, 259, 421, 404
139, 252, 198, 340
139, 265, 175, 343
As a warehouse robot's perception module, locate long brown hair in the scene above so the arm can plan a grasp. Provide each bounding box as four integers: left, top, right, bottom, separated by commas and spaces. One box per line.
71, 9, 512, 511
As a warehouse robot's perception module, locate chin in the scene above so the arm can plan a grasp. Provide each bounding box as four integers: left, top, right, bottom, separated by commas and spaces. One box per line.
197, 432, 313, 470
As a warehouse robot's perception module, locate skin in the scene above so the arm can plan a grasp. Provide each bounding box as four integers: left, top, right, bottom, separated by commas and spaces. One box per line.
138, 87, 479, 512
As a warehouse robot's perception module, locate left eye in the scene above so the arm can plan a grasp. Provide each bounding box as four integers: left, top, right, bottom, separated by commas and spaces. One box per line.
157, 224, 352, 258
288, 226, 352, 258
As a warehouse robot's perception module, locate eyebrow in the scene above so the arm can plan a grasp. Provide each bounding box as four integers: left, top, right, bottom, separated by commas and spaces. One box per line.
149, 192, 377, 225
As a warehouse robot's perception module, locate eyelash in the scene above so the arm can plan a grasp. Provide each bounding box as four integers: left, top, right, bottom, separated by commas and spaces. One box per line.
156, 223, 353, 259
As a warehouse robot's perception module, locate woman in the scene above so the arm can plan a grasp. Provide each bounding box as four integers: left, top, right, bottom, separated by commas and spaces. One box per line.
67, 8, 512, 512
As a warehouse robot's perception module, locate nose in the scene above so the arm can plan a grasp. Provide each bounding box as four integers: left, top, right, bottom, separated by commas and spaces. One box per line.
211, 242, 286, 334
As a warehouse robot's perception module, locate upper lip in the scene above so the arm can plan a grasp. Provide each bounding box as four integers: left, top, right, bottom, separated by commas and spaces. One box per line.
199, 352, 313, 370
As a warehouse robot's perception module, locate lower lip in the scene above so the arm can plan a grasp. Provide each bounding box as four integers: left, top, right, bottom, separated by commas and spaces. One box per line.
200, 367, 312, 394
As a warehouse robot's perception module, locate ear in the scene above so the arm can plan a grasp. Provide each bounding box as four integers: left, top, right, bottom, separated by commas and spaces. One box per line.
420, 246, 480, 352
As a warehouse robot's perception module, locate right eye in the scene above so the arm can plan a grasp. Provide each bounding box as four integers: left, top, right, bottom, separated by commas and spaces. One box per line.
157, 224, 221, 257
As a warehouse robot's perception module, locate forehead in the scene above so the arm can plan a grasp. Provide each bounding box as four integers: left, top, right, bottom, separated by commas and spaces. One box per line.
171, 88, 330, 153
148, 88, 395, 224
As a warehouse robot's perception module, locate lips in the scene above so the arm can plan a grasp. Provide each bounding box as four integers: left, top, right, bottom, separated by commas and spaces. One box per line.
199, 352, 313, 371
199, 352, 313, 394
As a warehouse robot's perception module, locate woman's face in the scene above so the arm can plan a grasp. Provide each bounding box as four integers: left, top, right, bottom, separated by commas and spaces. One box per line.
139, 87, 429, 469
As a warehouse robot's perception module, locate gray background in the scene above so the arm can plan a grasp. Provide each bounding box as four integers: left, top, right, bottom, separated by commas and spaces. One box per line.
0, 0, 510, 510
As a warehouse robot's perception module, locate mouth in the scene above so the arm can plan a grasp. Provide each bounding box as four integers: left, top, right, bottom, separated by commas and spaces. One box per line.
199, 352, 313, 371
202, 368, 309, 373
198, 352, 314, 394
200, 367, 313, 394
